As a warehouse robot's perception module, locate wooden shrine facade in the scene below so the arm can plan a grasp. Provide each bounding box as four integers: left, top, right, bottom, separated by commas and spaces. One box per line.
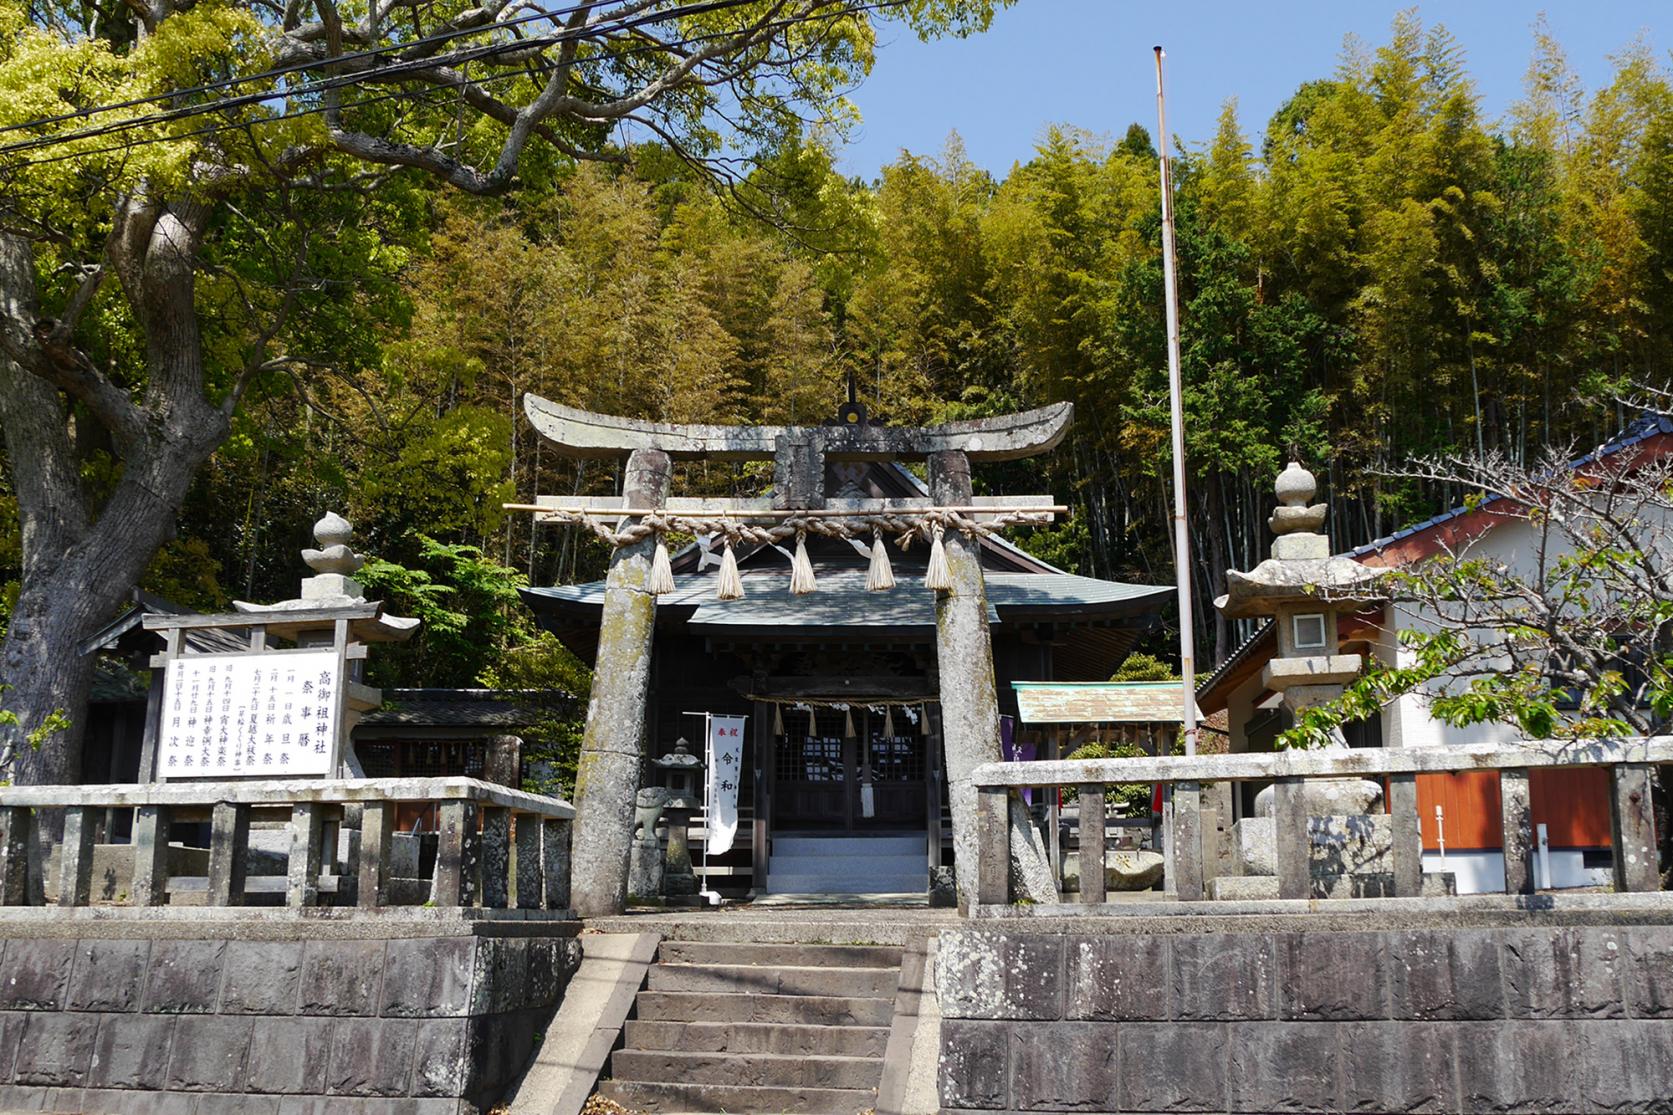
522, 460, 1171, 894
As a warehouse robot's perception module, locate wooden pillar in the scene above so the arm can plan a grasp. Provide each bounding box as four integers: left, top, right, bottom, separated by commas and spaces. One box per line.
752, 698, 771, 895
1388, 773, 1423, 897
515, 814, 542, 910
131, 805, 170, 906
1274, 778, 1310, 901
206, 802, 251, 907
0, 806, 32, 906
569, 448, 672, 917
358, 801, 393, 909
1611, 763, 1659, 893
287, 802, 324, 908
1172, 780, 1204, 901
136, 635, 174, 783
481, 806, 512, 908
930, 450, 1054, 906
1079, 786, 1106, 906
925, 702, 944, 882
1499, 768, 1535, 896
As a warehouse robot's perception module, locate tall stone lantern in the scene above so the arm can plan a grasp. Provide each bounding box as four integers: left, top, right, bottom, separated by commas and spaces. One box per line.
1219, 463, 1389, 725
1217, 463, 1389, 813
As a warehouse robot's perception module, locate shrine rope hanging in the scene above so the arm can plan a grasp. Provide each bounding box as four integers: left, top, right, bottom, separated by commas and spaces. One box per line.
502, 502, 1068, 600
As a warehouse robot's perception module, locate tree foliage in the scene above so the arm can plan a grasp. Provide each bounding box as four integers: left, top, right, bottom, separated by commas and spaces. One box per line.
5, 9, 1673, 777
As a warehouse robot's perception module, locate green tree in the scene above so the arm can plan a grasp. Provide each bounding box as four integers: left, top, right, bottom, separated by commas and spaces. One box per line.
0, 0, 1011, 781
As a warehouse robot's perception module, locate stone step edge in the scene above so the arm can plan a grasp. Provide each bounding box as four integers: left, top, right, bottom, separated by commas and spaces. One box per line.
597, 1078, 878, 1114
622, 1019, 894, 1048
631, 990, 898, 1022
657, 941, 905, 960
652, 960, 902, 975
615, 1049, 885, 1067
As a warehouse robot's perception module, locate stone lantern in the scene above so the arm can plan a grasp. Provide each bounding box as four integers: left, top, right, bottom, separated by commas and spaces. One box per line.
654, 738, 703, 898
1217, 462, 1389, 815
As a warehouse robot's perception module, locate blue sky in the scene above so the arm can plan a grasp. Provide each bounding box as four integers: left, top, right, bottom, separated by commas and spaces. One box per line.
838, 1, 1666, 179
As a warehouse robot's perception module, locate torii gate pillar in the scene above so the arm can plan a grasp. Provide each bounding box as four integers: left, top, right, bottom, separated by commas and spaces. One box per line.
929, 452, 1057, 907
522, 393, 1072, 913
568, 449, 672, 917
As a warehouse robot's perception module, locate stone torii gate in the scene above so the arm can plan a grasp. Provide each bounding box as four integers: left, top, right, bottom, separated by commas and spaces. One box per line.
517, 393, 1068, 915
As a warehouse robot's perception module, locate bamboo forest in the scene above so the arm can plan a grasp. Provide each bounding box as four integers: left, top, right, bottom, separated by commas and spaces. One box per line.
6, 11, 1672, 686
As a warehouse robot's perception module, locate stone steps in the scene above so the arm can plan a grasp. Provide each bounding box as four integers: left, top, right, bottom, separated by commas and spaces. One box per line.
765, 871, 928, 894
597, 1079, 877, 1114
765, 834, 929, 895
656, 941, 904, 968
623, 1020, 892, 1057
645, 962, 898, 998
773, 834, 924, 857
612, 1049, 884, 1089
632, 990, 897, 1026
602, 937, 901, 1113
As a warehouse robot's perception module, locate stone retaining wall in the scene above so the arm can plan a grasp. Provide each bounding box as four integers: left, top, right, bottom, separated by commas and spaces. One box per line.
937, 923, 1673, 1113
0, 915, 581, 1114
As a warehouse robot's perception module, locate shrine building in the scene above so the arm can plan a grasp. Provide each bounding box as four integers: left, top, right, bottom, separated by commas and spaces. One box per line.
521, 454, 1170, 897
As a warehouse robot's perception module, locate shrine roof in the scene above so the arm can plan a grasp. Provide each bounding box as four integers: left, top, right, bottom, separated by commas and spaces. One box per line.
521, 569, 1169, 630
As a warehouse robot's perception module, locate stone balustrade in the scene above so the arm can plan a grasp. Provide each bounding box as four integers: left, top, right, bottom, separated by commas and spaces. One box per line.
0, 778, 574, 913
971, 736, 1672, 909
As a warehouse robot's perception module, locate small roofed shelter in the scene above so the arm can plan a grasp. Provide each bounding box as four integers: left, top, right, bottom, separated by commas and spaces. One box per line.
77, 592, 252, 801
1009, 680, 1199, 887
522, 458, 1171, 897
354, 688, 573, 832
1012, 680, 1200, 756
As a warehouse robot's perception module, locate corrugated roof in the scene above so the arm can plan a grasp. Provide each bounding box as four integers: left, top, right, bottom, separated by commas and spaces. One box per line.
1013, 681, 1200, 724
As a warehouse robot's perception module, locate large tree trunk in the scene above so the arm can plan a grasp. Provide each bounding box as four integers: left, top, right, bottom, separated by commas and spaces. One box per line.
0, 203, 229, 785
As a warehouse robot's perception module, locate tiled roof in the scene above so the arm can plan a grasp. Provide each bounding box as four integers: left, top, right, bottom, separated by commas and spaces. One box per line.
1347, 411, 1673, 559
358, 689, 573, 729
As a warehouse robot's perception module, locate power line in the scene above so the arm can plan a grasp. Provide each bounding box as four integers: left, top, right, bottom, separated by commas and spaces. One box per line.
0, 0, 791, 159
0, 1, 892, 174
0, 0, 609, 139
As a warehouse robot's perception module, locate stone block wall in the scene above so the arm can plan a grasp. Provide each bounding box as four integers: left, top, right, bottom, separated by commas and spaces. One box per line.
0, 920, 581, 1114
937, 923, 1673, 1113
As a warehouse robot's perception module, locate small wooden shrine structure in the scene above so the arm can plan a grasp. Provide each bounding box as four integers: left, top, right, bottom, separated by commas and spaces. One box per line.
513, 391, 1170, 909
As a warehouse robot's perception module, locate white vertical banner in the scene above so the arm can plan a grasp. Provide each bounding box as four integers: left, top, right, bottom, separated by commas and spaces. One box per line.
705, 714, 747, 855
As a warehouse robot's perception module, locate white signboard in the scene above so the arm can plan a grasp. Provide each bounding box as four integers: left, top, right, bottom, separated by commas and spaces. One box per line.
158, 651, 341, 778
705, 714, 746, 855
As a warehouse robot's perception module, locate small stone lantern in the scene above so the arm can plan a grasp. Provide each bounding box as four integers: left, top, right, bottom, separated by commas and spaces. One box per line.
654, 739, 703, 897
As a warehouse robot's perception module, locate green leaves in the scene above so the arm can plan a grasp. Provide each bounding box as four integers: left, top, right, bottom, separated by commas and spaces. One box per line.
356, 537, 530, 688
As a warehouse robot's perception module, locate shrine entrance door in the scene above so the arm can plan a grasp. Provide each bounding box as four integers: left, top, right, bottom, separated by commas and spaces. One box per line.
772, 705, 929, 832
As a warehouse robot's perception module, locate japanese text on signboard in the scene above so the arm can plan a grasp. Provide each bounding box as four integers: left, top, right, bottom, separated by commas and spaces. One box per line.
706, 714, 746, 856
158, 651, 340, 777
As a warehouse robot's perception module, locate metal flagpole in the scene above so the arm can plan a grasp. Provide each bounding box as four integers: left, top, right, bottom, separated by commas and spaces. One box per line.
1154, 45, 1198, 757
684, 710, 723, 906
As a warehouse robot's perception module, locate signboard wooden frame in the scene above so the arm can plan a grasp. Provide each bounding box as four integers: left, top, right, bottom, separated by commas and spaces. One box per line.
139, 611, 381, 783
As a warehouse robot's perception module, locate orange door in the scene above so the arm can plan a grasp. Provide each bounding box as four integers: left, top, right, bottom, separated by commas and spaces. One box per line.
1412, 768, 1611, 851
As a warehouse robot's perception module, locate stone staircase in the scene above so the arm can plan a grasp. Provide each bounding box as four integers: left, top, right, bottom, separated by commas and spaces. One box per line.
596, 940, 903, 1114
765, 833, 928, 894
